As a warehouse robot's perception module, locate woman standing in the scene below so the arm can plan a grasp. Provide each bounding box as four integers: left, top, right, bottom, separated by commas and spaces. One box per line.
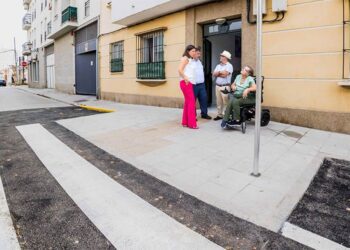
178, 45, 198, 129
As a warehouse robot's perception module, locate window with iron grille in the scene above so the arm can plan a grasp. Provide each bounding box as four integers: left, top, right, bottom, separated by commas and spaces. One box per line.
110, 41, 124, 72
136, 30, 165, 79
47, 21, 52, 35
85, 0, 90, 17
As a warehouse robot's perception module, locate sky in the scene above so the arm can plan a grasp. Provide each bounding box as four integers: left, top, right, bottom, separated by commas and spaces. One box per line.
0, 0, 27, 70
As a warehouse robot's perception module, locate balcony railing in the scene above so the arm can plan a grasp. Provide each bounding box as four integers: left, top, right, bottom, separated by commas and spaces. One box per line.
62, 6, 77, 24
137, 62, 165, 79
23, 0, 31, 10
111, 58, 124, 72
22, 42, 32, 56
22, 13, 32, 30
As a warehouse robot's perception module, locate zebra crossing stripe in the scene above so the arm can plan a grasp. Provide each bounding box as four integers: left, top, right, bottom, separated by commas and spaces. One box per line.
0, 175, 21, 250
281, 222, 348, 250
17, 124, 223, 250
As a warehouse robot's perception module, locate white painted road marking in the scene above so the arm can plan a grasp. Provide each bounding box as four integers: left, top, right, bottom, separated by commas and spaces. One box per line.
281, 222, 348, 250
17, 124, 223, 250
0, 175, 21, 250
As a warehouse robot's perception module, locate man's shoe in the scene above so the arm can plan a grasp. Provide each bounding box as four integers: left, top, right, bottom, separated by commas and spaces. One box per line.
201, 114, 212, 120
221, 120, 227, 128
213, 116, 223, 121
232, 119, 241, 125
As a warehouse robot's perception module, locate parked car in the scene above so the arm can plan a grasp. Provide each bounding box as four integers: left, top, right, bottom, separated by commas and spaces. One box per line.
0, 75, 6, 86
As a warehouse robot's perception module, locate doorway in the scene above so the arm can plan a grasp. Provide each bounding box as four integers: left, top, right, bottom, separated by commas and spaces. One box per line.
203, 19, 242, 106
75, 22, 97, 95
46, 53, 55, 89
75, 52, 96, 95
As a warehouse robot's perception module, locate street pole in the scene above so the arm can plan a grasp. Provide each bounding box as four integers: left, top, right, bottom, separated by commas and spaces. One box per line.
14, 37, 18, 84
252, 0, 263, 177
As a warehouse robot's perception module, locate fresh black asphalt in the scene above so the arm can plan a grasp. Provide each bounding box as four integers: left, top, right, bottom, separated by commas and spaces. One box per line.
0, 107, 114, 249
288, 158, 350, 248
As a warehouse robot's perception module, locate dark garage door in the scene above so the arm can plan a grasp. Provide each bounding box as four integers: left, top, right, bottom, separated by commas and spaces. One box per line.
75, 22, 97, 95
76, 52, 96, 95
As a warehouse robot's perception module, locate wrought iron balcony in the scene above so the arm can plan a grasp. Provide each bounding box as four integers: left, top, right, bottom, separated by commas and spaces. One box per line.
62, 6, 77, 24
22, 42, 32, 56
137, 61, 165, 79
22, 13, 32, 30
23, 0, 31, 10
48, 6, 78, 39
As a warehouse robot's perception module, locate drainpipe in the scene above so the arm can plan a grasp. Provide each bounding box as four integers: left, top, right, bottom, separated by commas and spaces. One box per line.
96, 15, 101, 99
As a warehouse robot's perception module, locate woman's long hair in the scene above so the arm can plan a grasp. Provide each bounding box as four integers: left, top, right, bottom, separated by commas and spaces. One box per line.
182, 45, 196, 58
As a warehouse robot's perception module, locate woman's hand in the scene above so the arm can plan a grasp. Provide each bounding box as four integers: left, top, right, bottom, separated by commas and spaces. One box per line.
231, 83, 236, 91
243, 89, 250, 99
184, 77, 190, 84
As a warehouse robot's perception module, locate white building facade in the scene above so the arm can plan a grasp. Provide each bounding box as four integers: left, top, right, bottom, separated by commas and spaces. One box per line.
22, 0, 100, 95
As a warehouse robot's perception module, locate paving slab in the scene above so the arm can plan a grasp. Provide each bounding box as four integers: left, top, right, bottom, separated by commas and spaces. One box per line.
0, 176, 20, 250
56, 101, 350, 232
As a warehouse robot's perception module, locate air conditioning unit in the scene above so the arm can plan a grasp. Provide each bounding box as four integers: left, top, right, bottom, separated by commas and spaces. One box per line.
253, 0, 267, 15
272, 0, 288, 12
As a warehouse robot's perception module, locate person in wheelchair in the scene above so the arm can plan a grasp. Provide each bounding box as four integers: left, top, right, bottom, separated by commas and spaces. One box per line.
221, 65, 256, 128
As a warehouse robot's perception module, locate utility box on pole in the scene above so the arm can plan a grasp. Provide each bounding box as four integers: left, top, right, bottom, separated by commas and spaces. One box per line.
272, 0, 288, 12
253, 0, 266, 15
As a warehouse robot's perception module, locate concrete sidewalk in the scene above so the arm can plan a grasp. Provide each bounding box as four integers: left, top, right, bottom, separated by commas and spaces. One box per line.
17, 86, 350, 232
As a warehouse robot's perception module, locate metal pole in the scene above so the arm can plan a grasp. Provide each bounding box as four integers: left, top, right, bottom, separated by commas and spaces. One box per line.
252, 0, 263, 177
14, 37, 18, 84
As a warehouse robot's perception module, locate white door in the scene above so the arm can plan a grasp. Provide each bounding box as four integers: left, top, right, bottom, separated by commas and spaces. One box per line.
46, 54, 55, 89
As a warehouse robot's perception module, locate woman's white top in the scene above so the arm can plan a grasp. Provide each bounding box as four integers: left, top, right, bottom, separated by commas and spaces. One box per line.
181, 57, 196, 84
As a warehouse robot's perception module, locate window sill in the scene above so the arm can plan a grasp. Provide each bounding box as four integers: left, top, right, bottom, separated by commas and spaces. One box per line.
136, 79, 167, 86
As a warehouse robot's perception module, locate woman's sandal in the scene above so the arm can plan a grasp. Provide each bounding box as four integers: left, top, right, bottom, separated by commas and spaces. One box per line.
189, 126, 199, 129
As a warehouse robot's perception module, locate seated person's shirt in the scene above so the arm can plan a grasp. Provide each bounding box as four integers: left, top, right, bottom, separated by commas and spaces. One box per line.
233, 75, 255, 98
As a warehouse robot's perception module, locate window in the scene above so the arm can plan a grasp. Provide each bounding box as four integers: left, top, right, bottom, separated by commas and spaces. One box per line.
110, 41, 124, 72
47, 21, 52, 35
31, 61, 39, 82
84, 0, 90, 17
136, 30, 165, 79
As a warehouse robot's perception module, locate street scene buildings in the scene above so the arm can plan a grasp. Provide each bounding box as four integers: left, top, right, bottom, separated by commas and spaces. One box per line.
22, 0, 350, 133
0, 0, 347, 249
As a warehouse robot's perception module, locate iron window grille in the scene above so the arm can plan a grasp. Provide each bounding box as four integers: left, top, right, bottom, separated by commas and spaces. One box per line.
110, 41, 124, 73
136, 30, 165, 79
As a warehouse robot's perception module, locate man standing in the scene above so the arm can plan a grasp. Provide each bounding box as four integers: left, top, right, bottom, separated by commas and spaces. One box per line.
193, 47, 211, 120
212, 51, 233, 121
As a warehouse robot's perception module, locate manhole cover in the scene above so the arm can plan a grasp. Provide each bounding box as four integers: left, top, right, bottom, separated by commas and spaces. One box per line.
74, 99, 88, 103
282, 130, 303, 139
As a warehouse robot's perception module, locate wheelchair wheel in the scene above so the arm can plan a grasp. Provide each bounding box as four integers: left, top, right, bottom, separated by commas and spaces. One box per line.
241, 121, 246, 134
261, 109, 271, 127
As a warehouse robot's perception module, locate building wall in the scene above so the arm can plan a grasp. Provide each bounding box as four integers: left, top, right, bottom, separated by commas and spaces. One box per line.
99, 10, 187, 107
186, 0, 256, 69
261, 0, 350, 133
25, 0, 53, 89
77, 0, 100, 26
54, 33, 75, 94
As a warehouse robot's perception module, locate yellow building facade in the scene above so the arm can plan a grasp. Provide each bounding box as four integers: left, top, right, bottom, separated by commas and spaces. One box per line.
99, 0, 350, 133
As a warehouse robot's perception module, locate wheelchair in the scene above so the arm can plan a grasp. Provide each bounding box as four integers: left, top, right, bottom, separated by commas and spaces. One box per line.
221, 76, 271, 134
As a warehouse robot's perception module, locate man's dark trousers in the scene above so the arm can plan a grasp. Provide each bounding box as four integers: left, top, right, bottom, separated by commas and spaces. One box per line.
193, 82, 208, 116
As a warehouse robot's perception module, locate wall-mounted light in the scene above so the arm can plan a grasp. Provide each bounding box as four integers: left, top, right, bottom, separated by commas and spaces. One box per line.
215, 18, 226, 25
